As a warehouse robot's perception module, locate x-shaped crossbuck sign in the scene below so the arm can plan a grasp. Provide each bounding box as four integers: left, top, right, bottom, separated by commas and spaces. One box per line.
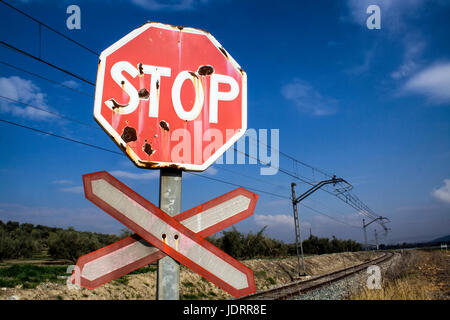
71, 171, 258, 297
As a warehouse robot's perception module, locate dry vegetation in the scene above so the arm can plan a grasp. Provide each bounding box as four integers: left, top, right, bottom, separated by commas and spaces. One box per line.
350, 250, 450, 300
0, 251, 381, 300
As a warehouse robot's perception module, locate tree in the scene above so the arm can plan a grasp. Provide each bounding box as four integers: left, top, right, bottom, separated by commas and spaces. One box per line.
47, 229, 102, 262
221, 227, 244, 258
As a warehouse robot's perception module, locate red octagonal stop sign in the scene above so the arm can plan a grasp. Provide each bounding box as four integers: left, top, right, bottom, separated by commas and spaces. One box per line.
94, 22, 247, 171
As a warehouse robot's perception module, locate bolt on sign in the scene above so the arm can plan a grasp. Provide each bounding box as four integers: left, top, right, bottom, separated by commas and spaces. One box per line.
94, 22, 247, 171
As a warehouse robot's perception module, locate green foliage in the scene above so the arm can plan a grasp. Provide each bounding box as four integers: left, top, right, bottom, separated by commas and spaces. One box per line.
0, 220, 123, 262
0, 219, 362, 264
182, 294, 199, 300
0, 221, 39, 260
182, 281, 195, 288
255, 270, 267, 278
47, 228, 103, 263
211, 228, 362, 259
129, 265, 156, 274
113, 276, 129, 285
302, 235, 362, 254
0, 264, 68, 288
221, 227, 244, 258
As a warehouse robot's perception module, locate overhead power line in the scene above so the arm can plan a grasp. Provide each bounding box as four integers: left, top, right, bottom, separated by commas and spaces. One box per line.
0, 5, 386, 229
0, 118, 122, 155
0, 95, 99, 130
0, 117, 361, 229
0, 0, 99, 56
0, 40, 96, 86
0, 60, 94, 97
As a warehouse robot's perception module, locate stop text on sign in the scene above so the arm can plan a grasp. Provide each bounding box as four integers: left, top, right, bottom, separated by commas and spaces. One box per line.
106, 62, 239, 124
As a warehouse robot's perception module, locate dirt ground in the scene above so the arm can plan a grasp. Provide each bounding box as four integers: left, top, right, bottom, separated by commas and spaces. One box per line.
0, 251, 382, 300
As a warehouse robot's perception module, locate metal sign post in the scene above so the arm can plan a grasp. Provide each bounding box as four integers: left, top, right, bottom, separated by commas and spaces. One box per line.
157, 168, 182, 300
87, 21, 251, 299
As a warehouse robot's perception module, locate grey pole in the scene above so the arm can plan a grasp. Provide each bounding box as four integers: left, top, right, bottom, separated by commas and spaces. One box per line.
291, 183, 306, 276
363, 219, 368, 250
374, 229, 379, 251
157, 168, 182, 300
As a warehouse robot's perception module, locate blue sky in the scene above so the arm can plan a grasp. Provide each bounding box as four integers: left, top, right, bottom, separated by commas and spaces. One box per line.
0, 0, 449, 245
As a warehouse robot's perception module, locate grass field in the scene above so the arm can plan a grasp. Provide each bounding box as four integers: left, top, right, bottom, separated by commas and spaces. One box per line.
0, 264, 69, 289
350, 250, 449, 300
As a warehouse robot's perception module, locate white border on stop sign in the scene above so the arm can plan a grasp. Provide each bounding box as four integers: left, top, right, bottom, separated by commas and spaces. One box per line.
93, 22, 247, 172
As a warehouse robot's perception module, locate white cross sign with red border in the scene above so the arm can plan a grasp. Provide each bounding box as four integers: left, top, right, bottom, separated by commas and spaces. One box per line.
72, 171, 258, 297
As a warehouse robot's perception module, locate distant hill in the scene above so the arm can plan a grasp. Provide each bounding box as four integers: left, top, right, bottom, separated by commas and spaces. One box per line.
429, 235, 450, 243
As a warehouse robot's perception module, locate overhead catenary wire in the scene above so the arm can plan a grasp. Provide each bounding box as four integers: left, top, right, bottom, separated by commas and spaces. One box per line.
0, 0, 100, 56
0, 40, 96, 86
1, 44, 382, 222
0, 47, 344, 196
0, 116, 361, 229
0, 6, 385, 229
0, 118, 122, 155
0, 60, 94, 97
0, 95, 100, 130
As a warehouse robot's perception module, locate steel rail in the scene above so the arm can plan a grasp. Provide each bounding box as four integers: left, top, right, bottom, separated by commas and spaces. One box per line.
238, 252, 394, 300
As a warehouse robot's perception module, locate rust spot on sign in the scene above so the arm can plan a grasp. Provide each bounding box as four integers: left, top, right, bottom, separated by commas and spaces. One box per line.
121, 126, 137, 143
138, 88, 150, 99
156, 80, 160, 90
188, 71, 198, 78
106, 98, 128, 111
197, 65, 214, 76
138, 63, 144, 76
219, 46, 228, 59
143, 141, 155, 156
159, 120, 170, 131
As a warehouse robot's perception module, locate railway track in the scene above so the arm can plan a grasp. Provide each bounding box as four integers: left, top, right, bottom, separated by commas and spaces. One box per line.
239, 252, 395, 300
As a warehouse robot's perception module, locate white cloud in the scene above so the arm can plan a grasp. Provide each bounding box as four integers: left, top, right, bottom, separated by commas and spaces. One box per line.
255, 214, 297, 228
59, 186, 84, 194
254, 214, 312, 242
204, 166, 218, 176
0, 76, 54, 120
391, 61, 419, 80
391, 35, 426, 80
109, 170, 159, 180
431, 179, 450, 204
344, 1, 434, 82
308, 211, 362, 228
403, 62, 450, 104
344, 0, 426, 32
52, 179, 73, 185
130, 0, 208, 11
61, 80, 80, 89
281, 79, 338, 116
